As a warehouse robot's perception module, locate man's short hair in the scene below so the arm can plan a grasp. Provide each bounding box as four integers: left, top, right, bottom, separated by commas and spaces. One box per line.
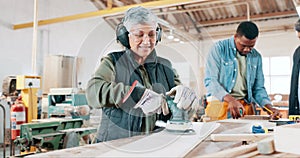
236, 21, 259, 40
295, 19, 300, 32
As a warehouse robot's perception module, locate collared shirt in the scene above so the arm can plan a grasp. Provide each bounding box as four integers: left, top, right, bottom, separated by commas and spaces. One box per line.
204, 36, 271, 107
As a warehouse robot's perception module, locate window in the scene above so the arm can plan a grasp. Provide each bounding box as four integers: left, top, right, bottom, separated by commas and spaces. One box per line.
263, 56, 291, 94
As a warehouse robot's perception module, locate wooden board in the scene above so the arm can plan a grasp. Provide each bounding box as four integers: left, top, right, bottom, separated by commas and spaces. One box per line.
211, 133, 273, 142
98, 122, 220, 157
27, 122, 220, 157
274, 123, 300, 155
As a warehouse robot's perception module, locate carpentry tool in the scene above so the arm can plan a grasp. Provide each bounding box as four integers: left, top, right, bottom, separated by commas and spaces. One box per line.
263, 106, 280, 119
13, 118, 96, 156
48, 88, 89, 120
252, 125, 268, 134
122, 82, 194, 134
239, 108, 243, 116
289, 115, 300, 121
269, 118, 295, 126
165, 97, 195, 134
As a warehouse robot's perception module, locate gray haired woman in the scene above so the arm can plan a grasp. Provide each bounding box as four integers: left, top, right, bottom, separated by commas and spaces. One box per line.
86, 6, 198, 142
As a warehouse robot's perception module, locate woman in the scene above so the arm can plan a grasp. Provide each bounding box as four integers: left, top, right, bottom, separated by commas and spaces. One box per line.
86, 6, 198, 142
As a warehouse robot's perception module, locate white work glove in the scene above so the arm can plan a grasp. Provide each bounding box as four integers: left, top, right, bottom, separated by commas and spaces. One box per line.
166, 85, 198, 111
134, 89, 166, 115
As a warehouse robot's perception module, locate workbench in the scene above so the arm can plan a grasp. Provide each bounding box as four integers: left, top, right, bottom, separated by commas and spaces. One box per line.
25, 119, 300, 157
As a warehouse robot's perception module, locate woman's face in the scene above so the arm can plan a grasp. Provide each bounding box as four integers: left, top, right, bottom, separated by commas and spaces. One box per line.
128, 23, 157, 60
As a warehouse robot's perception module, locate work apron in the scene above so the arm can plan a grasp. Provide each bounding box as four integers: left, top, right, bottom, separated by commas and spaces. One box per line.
205, 99, 255, 120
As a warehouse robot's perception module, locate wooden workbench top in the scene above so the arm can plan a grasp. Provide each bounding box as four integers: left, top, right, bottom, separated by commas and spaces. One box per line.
25, 119, 300, 157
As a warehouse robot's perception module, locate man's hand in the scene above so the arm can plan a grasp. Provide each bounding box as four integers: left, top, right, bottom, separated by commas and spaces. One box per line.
166, 85, 198, 111
227, 100, 245, 119
264, 104, 282, 120
224, 94, 245, 119
134, 89, 166, 115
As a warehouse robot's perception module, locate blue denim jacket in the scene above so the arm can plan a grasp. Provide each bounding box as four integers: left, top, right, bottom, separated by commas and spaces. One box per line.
204, 36, 271, 108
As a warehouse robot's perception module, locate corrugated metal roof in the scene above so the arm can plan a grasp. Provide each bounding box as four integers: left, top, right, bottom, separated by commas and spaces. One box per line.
92, 0, 298, 40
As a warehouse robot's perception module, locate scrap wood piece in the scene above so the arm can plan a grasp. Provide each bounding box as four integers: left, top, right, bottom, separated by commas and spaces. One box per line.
197, 142, 258, 157
211, 133, 273, 142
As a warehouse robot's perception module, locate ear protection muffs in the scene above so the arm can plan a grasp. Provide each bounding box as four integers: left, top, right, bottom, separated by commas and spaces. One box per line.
116, 21, 162, 49
116, 22, 130, 49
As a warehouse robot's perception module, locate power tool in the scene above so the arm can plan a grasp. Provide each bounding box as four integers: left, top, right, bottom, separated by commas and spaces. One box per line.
165, 96, 195, 134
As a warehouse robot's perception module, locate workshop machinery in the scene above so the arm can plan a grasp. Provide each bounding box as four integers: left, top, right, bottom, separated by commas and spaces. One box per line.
13, 118, 96, 156
16, 75, 41, 123
47, 88, 89, 120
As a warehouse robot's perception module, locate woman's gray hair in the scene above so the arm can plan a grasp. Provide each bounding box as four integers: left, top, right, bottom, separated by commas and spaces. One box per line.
123, 6, 158, 31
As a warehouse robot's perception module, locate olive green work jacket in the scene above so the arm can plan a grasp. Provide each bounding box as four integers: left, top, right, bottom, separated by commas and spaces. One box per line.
86, 49, 181, 141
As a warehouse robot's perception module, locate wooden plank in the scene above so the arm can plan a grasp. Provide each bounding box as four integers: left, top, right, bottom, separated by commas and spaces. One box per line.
27, 122, 220, 157
98, 122, 220, 157
274, 123, 300, 155
210, 133, 273, 142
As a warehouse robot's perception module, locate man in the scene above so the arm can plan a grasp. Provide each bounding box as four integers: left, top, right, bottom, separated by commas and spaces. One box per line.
204, 21, 282, 120
86, 6, 198, 142
289, 19, 300, 116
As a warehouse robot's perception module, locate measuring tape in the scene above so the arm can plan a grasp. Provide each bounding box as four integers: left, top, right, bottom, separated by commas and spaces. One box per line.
252, 125, 268, 134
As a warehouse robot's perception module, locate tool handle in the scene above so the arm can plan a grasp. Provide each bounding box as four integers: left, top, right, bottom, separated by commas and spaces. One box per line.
263, 106, 280, 119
